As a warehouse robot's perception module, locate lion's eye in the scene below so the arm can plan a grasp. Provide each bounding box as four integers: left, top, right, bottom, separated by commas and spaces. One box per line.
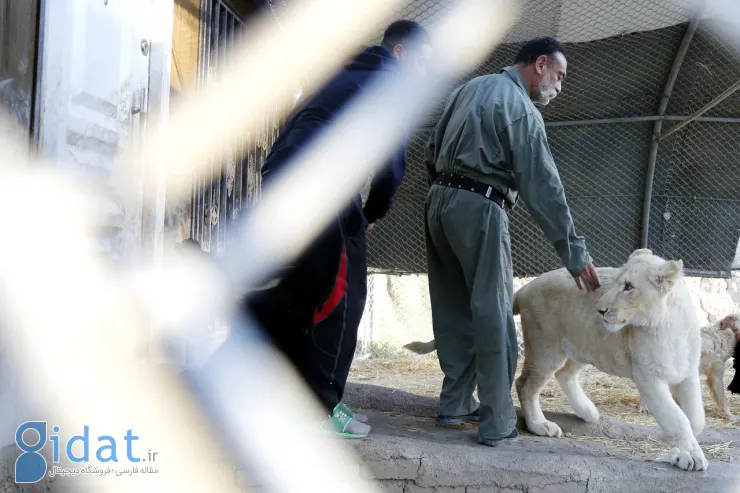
624, 282, 633, 292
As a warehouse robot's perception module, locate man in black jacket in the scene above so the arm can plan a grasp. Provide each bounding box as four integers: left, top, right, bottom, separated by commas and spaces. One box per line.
244, 20, 432, 438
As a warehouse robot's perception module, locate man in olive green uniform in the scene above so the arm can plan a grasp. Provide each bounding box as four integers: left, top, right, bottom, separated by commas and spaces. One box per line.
424, 37, 601, 446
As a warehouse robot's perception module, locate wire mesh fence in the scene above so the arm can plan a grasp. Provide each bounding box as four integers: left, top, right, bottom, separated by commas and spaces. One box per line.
355, 0, 740, 358
188, 1, 740, 280
182, 0, 740, 359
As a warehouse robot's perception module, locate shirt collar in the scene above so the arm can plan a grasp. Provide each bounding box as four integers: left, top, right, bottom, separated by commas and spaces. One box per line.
501, 66, 530, 97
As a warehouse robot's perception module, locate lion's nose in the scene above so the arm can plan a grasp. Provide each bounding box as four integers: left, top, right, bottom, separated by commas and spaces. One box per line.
597, 309, 608, 316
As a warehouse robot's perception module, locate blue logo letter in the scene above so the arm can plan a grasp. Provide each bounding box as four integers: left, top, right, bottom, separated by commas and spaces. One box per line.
67, 426, 90, 463
96, 435, 118, 462
15, 421, 48, 483
124, 430, 140, 462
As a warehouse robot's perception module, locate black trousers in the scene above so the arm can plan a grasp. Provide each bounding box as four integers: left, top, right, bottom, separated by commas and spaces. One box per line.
244, 208, 368, 414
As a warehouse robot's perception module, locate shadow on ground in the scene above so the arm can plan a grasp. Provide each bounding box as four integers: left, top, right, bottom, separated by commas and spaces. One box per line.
343, 382, 740, 493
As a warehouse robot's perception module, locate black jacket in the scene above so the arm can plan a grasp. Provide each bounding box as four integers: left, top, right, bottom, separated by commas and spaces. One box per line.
261, 45, 408, 225
246, 46, 408, 339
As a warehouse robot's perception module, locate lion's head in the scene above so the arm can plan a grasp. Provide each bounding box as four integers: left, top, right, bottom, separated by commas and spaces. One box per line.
718, 314, 740, 342
595, 249, 684, 333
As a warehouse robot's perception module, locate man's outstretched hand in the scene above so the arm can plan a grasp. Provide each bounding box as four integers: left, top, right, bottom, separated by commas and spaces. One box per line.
575, 263, 600, 292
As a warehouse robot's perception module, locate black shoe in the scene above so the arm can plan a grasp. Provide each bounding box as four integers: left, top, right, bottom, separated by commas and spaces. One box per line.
436, 408, 480, 425
477, 428, 519, 447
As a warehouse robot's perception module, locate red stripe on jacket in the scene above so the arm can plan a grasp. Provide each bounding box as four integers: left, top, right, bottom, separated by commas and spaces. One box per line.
313, 249, 347, 325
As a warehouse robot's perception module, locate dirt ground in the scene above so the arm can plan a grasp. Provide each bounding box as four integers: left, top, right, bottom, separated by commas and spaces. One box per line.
349, 355, 740, 462
349, 355, 740, 430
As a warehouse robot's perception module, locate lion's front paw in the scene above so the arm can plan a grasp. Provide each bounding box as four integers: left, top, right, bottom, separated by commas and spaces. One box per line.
669, 447, 708, 471
528, 420, 562, 438
724, 411, 740, 422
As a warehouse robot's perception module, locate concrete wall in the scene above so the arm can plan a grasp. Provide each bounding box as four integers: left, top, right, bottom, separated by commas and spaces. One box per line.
358, 272, 740, 357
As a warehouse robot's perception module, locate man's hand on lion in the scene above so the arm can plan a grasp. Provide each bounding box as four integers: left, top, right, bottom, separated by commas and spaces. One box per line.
575, 263, 600, 292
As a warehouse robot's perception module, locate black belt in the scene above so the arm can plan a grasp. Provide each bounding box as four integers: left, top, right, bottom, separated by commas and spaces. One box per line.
433, 172, 510, 210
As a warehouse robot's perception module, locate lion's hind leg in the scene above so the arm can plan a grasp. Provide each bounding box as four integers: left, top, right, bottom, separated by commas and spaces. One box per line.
555, 359, 600, 423
516, 312, 567, 438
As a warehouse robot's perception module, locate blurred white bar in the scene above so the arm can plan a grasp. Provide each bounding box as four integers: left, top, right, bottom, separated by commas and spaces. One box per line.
168, 1, 520, 493
219, 0, 520, 293
0, 150, 246, 493
0, 0, 521, 492
131, 0, 409, 206
694, 0, 740, 49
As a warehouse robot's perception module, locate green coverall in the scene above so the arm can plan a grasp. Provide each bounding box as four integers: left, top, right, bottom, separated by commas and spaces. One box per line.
424, 66, 593, 440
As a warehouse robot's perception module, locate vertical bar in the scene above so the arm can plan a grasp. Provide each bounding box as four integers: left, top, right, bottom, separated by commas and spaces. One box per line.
31, 0, 47, 148
192, 168, 199, 242
193, 0, 205, 242
197, 0, 207, 89
200, 0, 214, 245
640, 16, 700, 248
228, 13, 238, 224
232, 15, 244, 218
206, 0, 221, 251
216, 7, 230, 252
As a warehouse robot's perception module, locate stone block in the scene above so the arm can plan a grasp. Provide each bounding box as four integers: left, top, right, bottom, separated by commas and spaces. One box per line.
405, 485, 465, 493
376, 479, 408, 493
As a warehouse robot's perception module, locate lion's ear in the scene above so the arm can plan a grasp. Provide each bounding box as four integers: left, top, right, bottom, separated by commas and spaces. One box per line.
629, 248, 653, 259
651, 259, 683, 292
719, 315, 739, 331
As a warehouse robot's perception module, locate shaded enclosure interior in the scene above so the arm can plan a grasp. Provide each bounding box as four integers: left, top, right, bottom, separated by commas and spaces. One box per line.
187, 0, 740, 278
364, 1, 740, 277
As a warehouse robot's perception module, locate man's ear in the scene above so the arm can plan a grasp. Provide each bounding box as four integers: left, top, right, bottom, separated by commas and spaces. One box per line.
651, 259, 683, 292
392, 43, 404, 60
535, 55, 548, 74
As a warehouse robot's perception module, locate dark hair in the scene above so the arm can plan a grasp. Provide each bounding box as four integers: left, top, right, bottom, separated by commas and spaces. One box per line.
513, 36, 566, 65
381, 20, 429, 51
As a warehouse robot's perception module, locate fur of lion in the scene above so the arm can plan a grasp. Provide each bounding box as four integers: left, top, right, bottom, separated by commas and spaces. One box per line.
407, 249, 708, 471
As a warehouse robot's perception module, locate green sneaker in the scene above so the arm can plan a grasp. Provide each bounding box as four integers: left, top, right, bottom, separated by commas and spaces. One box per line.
320, 407, 370, 439
334, 402, 369, 424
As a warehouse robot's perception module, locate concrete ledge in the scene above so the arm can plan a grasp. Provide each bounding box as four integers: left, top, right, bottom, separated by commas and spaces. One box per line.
343, 383, 740, 492
344, 382, 740, 445
346, 410, 740, 493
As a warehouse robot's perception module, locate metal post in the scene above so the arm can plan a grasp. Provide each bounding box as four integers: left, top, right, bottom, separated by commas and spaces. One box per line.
543, 115, 740, 127
640, 16, 700, 248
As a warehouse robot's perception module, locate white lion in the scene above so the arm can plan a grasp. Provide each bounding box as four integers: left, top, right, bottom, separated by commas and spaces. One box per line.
406, 249, 707, 471
514, 249, 706, 471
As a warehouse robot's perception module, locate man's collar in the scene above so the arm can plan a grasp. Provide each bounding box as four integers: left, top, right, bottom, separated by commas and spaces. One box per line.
501, 66, 530, 97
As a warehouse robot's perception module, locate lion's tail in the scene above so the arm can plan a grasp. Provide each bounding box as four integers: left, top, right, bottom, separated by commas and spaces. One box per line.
403, 340, 437, 355
405, 292, 522, 355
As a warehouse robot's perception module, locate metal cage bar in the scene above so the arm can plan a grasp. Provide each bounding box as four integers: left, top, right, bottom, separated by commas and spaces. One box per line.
193, 0, 246, 254
640, 16, 701, 248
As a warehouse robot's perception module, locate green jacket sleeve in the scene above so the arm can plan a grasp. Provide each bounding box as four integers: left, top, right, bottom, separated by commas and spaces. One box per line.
507, 114, 592, 277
